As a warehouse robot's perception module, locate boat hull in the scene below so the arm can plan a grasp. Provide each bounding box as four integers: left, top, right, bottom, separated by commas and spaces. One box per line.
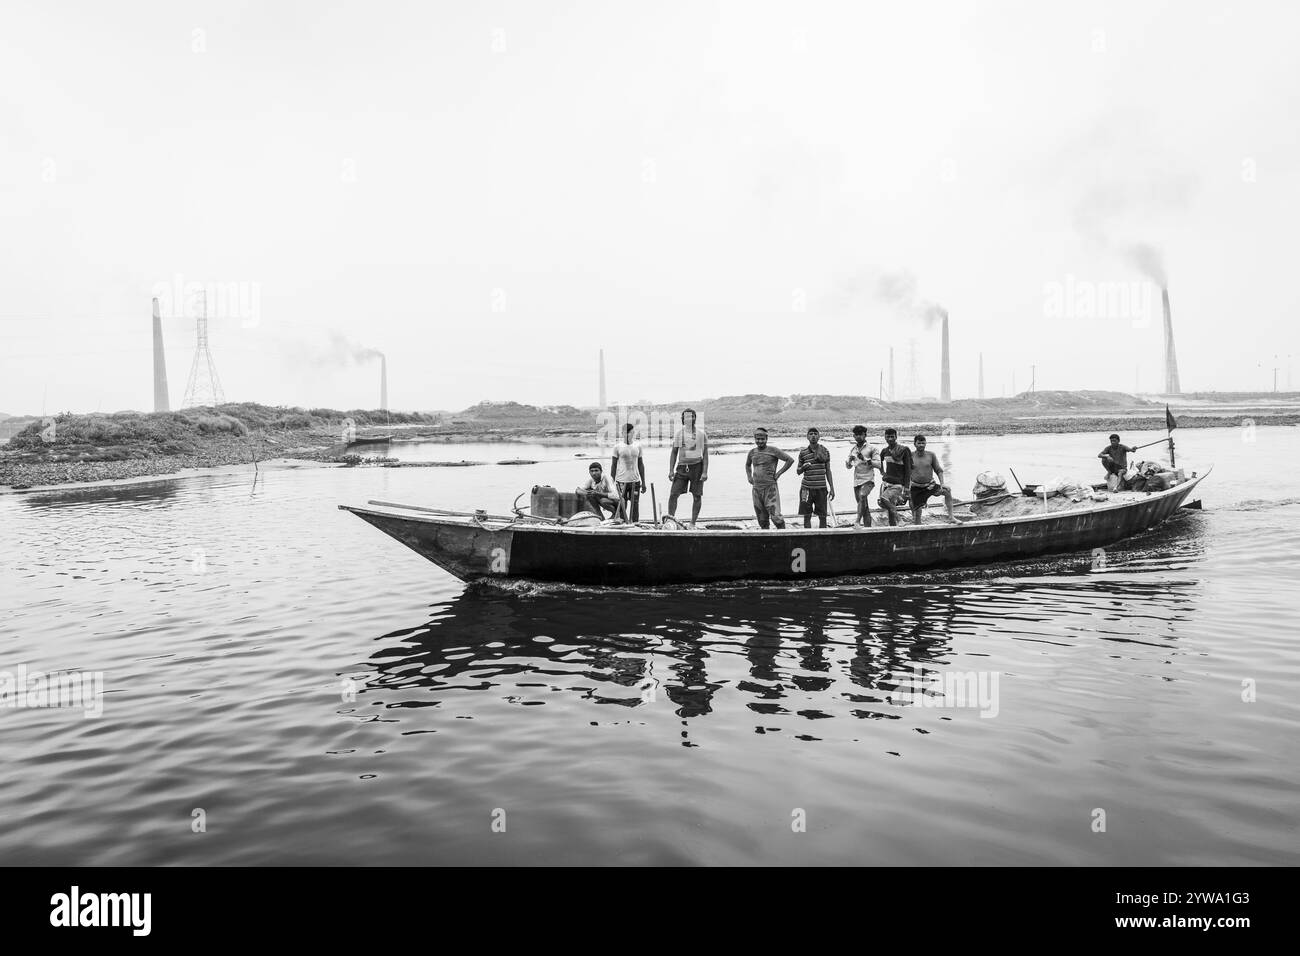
341, 472, 1207, 586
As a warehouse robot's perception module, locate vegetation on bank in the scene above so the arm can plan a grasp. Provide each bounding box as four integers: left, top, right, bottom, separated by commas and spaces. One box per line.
2, 404, 438, 463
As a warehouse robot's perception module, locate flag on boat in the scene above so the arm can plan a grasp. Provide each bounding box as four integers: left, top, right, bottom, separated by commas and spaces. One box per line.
1166, 405, 1177, 432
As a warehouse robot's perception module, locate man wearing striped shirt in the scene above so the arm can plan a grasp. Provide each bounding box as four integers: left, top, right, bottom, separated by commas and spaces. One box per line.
796, 427, 835, 528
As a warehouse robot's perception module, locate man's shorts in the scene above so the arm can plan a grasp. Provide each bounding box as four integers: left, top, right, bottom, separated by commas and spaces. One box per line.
878, 483, 906, 509
671, 461, 704, 496
909, 483, 946, 509
751, 482, 784, 528
853, 480, 876, 502
616, 480, 640, 501
799, 486, 828, 517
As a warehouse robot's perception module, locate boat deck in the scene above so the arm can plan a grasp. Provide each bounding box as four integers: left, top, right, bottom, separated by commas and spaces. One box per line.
356, 481, 1196, 536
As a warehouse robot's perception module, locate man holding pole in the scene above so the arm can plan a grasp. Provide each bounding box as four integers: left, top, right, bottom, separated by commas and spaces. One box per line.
1165, 404, 1177, 466
1098, 433, 1139, 491
1099, 408, 1177, 490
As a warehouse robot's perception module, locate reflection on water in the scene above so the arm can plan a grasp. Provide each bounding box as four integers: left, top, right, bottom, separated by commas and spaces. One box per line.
19, 479, 181, 509
357, 568, 1205, 736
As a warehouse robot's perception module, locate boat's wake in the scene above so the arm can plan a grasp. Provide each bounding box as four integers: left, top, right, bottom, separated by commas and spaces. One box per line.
1219, 496, 1300, 512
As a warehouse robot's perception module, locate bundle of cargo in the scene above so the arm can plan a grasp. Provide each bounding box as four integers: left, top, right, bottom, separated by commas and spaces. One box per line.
1127, 463, 1187, 493
970, 473, 1114, 519
973, 471, 1008, 499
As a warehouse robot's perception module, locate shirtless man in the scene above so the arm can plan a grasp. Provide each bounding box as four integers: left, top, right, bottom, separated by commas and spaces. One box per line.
908, 434, 955, 523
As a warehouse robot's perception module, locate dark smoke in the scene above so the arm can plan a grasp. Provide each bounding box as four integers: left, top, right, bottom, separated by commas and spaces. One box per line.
824, 267, 946, 328
1072, 169, 1195, 287
1125, 242, 1167, 287
874, 269, 947, 329
320, 332, 383, 366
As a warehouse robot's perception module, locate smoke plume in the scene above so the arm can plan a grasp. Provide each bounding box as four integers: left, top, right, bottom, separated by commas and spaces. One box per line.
875, 269, 947, 329
1125, 242, 1167, 287
322, 332, 384, 365
1072, 167, 1196, 288
826, 266, 946, 328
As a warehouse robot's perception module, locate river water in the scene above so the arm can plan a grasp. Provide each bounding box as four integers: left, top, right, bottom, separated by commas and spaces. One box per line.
2, 426, 1297, 865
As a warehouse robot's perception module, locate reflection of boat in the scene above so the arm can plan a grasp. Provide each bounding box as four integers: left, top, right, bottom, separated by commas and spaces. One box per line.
339, 470, 1209, 586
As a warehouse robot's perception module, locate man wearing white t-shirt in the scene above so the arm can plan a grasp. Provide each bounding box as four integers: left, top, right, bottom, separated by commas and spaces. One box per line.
667, 408, 708, 528
610, 423, 646, 521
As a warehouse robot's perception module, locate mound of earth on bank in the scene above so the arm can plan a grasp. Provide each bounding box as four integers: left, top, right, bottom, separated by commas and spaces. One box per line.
0, 403, 436, 487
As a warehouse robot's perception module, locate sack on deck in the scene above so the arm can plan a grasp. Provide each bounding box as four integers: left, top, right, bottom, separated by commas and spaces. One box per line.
973, 472, 1007, 498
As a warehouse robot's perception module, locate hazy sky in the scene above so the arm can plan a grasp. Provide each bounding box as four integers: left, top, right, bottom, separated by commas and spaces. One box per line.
3, 0, 1298, 414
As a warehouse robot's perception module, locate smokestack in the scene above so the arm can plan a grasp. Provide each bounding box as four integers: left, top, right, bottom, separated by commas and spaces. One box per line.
1161, 287, 1181, 394
380, 353, 388, 411
940, 313, 951, 403
152, 297, 170, 412
888, 347, 895, 401
978, 352, 984, 400
599, 349, 607, 408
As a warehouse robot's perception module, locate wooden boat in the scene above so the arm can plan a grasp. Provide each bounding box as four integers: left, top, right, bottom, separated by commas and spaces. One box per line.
339, 469, 1209, 586
347, 434, 393, 446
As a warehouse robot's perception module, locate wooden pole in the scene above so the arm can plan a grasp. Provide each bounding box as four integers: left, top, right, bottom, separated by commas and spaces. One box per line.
650, 482, 659, 527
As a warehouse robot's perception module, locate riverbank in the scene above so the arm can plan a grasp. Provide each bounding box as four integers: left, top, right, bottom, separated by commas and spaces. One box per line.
5, 398, 1297, 488
0, 404, 399, 489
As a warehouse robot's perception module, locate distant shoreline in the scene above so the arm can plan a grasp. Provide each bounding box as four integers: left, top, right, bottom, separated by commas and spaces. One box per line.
410, 411, 1300, 444
3, 395, 1296, 490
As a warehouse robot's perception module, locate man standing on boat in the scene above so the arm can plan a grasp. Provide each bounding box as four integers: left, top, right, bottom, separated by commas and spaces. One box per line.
877, 427, 912, 526
1098, 433, 1139, 491
796, 427, 835, 528
611, 422, 646, 521
745, 427, 794, 529
845, 424, 880, 527
668, 408, 708, 528
577, 462, 620, 518
908, 434, 955, 523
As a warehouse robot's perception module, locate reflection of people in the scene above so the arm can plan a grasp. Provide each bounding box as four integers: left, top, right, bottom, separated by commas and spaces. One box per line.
664, 619, 720, 721
845, 425, 880, 527
797, 427, 834, 528
1098, 433, 1138, 490
908, 435, 954, 523
611, 423, 645, 521
668, 408, 708, 528
577, 462, 619, 518
745, 427, 794, 529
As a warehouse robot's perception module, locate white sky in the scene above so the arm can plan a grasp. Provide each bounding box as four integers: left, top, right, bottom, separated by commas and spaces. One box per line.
2, 0, 1298, 413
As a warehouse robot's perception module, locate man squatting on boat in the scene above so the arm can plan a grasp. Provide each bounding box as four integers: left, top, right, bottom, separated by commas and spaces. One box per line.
576, 461, 621, 518
1098, 433, 1139, 492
